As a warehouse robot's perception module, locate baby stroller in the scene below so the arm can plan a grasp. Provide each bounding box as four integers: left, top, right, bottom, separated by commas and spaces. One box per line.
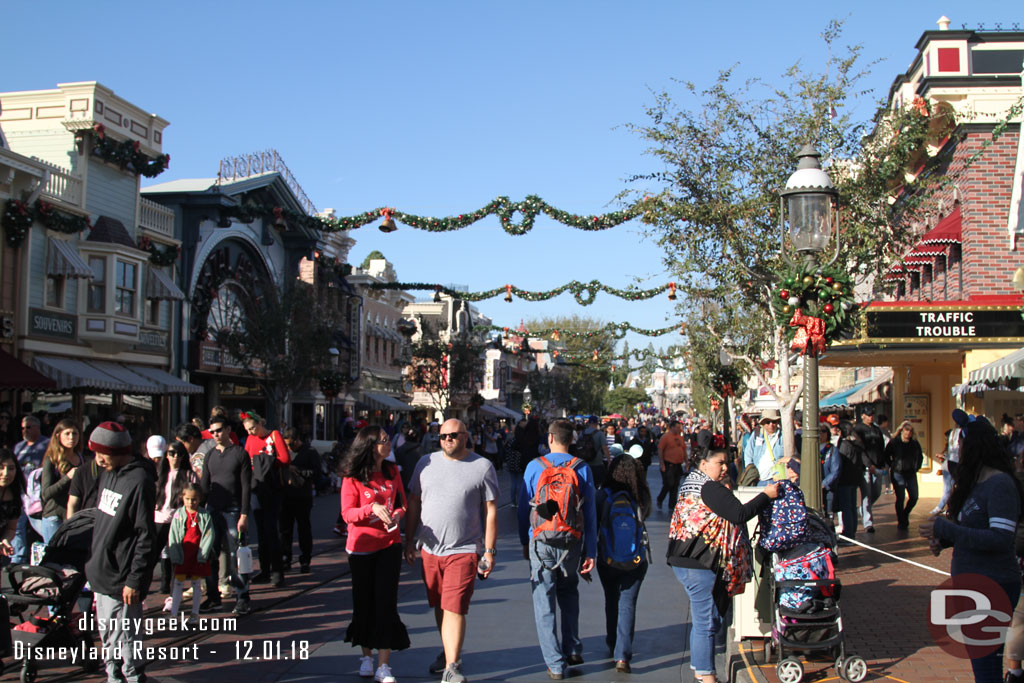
2, 510, 99, 683
757, 482, 867, 683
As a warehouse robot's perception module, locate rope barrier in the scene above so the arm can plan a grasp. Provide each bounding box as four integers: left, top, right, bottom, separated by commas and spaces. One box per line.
837, 533, 950, 577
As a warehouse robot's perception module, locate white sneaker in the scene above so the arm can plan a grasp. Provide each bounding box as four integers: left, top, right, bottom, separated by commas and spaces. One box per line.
375, 663, 396, 683
930, 507, 943, 515
359, 655, 374, 678
162, 596, 173, 612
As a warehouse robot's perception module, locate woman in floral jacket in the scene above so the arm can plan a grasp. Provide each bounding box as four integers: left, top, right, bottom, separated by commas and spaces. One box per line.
666, 448, 779, 683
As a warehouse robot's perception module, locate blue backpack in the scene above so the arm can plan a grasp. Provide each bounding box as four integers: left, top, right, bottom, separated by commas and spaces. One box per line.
758, 481, 808, 553
598, 490, 649, 571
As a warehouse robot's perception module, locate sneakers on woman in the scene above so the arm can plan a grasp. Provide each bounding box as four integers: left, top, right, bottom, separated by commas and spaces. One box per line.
358, 656, 374, 678
441, 662, 467, 683
374, 663, 396, 683
162, 596, 173, 612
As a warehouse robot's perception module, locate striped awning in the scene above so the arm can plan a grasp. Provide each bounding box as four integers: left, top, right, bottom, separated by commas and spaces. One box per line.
968, 347, 1024, 384
820, 379, 874, 409
846, 369, 893, 405
146, 267, 185, 301
128, 364, 203, 394
88, 361, 162, 394
361, 391, 412, 411
47, 238, 93, 278
34, 356, 124, 392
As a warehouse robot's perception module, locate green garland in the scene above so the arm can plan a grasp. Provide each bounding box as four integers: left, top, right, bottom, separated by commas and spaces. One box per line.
483, 322, 683, 340
137, 236, 180, 266
217, 195, 639, 236
318, 370, 345, 398
91, 124, 169, 178
555, 347, 685, 364
770, 263, 857, 344
2, 198, 91, 248
366, 280, 673, 306
710, 366, 743, 398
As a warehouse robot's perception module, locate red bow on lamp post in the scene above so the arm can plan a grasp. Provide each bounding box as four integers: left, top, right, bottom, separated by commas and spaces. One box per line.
789, 310, 827, 357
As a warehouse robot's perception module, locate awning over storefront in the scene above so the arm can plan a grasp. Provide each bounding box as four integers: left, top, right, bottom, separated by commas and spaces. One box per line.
969, 347, 1024, 384
33, 356, 196, 395
952, 381, 1017, 396
479, 404, 504, 418
820, 379, 873, 409
129, 364, 203, 394
482, 403, 523, 421
47, 238, 93, 278
362, 391, 412, 412
920, 206, 962, 246
34, 356, 123, 392
87, 361, 162, 394
146, 267, 186, 301
0, 349, 57, 390
846, 369, 893, 405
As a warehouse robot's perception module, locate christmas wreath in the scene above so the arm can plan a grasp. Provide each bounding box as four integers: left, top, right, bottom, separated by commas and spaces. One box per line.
318, 370, 344, 399
710, 365, 743, 398
770, 264, 856, 355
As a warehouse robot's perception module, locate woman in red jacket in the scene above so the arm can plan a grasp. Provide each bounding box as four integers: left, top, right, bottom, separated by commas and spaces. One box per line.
341, 425, 409, 683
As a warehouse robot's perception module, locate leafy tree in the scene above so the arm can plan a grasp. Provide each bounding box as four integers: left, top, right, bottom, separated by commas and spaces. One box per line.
216, 281, 339, 428
360, 250, 385, 269
522, 315, 616, 415
626, 21, 951, 456
403, 320, 485, 419
603, 386, 650, 417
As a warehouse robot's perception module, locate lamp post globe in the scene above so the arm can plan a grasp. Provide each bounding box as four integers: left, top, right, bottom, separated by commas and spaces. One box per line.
781, 144, 839, 257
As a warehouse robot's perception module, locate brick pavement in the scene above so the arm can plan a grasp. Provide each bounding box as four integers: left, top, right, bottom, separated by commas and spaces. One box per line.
748, 490, 980, 683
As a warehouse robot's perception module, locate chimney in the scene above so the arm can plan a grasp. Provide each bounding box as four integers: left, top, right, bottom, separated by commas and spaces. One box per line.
937, 16, 951, 31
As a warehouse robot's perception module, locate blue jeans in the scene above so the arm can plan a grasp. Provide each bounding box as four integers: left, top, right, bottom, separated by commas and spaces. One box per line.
597, 562, 647, 662
205, 508, 250, 601
528, 541, 582, 675
673, 566, 723, 677
860, 469, 883, 528
39, 516, 62, 545
970, 580, 1021, 682
834, 485, 859, 538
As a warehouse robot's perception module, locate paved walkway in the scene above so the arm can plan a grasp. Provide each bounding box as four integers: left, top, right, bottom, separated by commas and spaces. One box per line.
2, 469, 991, 683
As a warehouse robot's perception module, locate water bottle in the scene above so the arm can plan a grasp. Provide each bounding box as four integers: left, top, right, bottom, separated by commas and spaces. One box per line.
237, 534, 253, 575
477, 556, 490, 580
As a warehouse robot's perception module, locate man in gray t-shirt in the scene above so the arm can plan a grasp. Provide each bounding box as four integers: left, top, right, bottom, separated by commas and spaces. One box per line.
405, 418, 499, 683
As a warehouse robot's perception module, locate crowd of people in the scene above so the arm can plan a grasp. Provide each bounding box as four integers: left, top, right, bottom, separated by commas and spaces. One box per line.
3, 402, 1024, 683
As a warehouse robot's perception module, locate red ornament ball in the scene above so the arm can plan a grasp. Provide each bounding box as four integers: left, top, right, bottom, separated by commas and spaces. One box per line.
780, 289, 790, 300
823, 303, 835, 314
825, 277, 834, 284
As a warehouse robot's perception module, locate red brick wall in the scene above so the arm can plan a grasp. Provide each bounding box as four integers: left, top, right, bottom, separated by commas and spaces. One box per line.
888, 124, 1020, 303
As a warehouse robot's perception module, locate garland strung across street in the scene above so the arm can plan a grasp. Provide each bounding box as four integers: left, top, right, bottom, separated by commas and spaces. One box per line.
551, 347, 685, 364
90, 124, 170, 178
218, 195, 641, 236
366, 280, 676, 306
2, 198, 91, 248
484, 322, 685, 340
770, 263, 856, 355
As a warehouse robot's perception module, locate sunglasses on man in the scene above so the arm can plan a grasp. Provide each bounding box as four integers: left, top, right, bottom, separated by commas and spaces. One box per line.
439, 432, 464, 441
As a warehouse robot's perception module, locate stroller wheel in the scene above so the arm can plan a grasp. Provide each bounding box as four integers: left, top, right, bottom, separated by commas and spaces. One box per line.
843, 655, 868, 682
835, 656, 844, 676
776, 657, 804, 683
20, 662, 37, 683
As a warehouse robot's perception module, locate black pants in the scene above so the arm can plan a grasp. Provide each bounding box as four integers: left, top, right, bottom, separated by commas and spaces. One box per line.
892, 470, 919, 529
345, 543, 410, 651
155, 522, 171, 592
279, 496, 313, 566
658, 463, 683, 510
254, 489, 282, 574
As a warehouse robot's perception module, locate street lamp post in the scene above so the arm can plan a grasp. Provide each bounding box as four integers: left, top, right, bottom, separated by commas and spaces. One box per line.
780, 144, 839, 512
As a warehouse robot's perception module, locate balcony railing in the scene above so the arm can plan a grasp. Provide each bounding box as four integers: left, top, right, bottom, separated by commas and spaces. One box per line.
33, 158, 84, 210
139, 197, 175, 238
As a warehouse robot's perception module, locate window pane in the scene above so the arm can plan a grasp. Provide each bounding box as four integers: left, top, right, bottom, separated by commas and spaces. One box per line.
90, 257, 105, 283
88, 284, 105, 312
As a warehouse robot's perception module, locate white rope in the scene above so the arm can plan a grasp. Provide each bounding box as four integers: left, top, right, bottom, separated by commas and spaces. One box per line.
837, 533, 951, 577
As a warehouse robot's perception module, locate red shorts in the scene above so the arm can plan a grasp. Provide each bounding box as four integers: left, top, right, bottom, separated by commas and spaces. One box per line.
420, 550, 477, 615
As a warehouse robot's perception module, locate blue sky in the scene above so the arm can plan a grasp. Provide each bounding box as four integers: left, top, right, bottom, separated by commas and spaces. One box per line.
4, 1, 1015, 363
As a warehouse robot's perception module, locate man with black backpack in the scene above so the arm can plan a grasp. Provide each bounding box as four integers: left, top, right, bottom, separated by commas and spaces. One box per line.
573, 415, 607, 488
518, 419, 598, 680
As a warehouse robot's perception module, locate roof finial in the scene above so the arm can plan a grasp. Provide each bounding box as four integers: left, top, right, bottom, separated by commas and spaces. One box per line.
937, 16, 951, 31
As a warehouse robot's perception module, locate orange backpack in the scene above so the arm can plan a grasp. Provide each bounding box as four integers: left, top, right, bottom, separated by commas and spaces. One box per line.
529, 456, 584, 547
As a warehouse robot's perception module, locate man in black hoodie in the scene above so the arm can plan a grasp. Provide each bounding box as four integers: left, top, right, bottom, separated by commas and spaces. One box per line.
85, 421, 156, 683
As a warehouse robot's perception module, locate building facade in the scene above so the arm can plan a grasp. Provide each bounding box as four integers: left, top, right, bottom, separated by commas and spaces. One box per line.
0, 82, 196, 441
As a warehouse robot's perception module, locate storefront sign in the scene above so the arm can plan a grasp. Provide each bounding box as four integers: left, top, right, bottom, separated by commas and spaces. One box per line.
865, 308, 1024, 341
137, 329, 168, 352
29, 307, 76, 340
0, 311, 14, 341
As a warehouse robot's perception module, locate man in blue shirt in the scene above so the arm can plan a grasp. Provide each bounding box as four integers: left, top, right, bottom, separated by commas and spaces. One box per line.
518, 419, 597, 680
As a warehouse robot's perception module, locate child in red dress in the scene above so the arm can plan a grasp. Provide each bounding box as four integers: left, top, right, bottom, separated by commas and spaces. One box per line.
167, 484, 213, 623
